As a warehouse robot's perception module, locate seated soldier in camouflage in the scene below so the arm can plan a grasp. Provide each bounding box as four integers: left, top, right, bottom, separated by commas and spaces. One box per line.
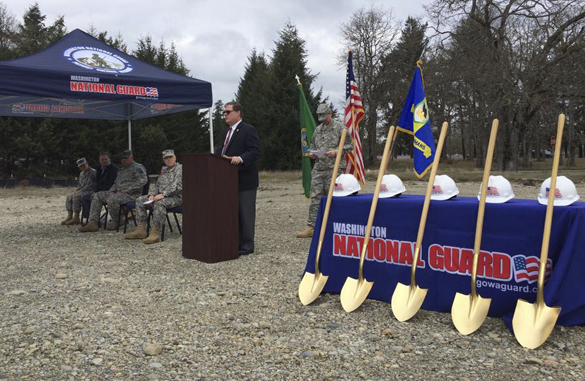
79, 150, 147, 232
125, 149, 182, 244
61, 158, 96, 225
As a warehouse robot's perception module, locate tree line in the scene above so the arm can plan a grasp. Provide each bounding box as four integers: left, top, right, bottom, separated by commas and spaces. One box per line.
340, 1, 585, 171
1, 1, 584, 180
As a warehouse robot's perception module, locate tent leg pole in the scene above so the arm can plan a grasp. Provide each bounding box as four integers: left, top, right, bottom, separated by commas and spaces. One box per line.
128, 119, 132, 150
208, 107, 214, 154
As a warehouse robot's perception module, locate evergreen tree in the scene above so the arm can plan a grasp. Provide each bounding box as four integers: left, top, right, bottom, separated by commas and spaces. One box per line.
156, 40, 167, 68
88, 26, 128, 52
132, 35, 210, 167
380, 17, 428, 157
167, 43, 189, 75
3, 4, 74, 178
134, 35, 157, 63
211, 100, 225, 148
262, 22, 322, 170
16, 3, 47, 56
46, 15, 66, 44
235, 49, 271, 164
0, 3, 17, 60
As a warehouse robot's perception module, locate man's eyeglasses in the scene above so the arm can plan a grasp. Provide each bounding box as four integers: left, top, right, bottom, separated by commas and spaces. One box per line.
223, 110, 235, 115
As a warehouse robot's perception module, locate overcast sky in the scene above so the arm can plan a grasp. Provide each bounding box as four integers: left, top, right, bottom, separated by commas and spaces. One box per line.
2, 0, 432, 110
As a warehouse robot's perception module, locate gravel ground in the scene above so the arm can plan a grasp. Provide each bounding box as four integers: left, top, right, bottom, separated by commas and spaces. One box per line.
0, 177, 584, 380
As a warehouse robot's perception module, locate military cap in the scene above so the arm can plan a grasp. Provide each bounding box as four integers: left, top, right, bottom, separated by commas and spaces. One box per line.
120, 149, 133, 158
162, 149, 175, 158
316, 103, 332, 121
76, 157, 87, 167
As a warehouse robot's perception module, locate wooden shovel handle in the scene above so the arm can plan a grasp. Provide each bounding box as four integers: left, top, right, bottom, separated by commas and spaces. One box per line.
471, 119, 499, 295
358, 126, 396, 280
536, 114, 565, 305
314, 128, 348, 273
411, 122, 449, 284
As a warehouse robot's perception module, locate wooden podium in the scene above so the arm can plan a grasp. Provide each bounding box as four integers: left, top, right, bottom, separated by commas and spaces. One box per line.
182, 153, 238, 262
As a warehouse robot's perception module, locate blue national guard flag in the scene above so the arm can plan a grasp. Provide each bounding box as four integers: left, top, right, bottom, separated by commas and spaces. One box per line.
397, 61, 435, 178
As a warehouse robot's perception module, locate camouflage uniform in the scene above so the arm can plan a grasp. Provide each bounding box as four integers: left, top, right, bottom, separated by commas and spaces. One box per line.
135, 163, 182, 228
65, 168, 96, 212
89, 161, 147, 223
307, 120, 353, 226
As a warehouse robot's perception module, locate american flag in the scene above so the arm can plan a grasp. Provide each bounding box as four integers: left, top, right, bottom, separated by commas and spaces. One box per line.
344, 51, 366, 185
545, 187, 562, 198
145, 87, 159, 97
513, 255, 552, 284
380, 183, 388, 192
432, 185, 443, 194
486, 186, 500, 196
335, 182, 344, 191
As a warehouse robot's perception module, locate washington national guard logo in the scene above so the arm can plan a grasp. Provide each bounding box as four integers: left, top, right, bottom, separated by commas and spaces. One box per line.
64, 47, 133, 73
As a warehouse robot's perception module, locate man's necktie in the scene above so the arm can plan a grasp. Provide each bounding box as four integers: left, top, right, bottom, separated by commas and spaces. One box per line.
221, 128, 232, 156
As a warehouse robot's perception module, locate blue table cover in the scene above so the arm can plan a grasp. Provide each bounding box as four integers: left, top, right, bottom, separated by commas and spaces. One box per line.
304, 194, 585, 327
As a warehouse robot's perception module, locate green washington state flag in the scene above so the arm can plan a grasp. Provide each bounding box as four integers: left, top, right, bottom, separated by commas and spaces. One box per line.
298, 82, 316, 198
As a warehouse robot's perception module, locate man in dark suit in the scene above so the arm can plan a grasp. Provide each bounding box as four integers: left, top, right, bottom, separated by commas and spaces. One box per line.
95, 152, 119, 192
215, 101, 260, 256
81, 151, 118, 222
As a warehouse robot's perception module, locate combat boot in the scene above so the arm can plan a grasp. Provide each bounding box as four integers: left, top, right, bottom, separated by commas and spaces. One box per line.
143, 226, 161, 244
125, 222, 148, 239
61, 210, 73, 225
78, 220, 99, 233
65, 212, 81, 225
296, 226, 314, 238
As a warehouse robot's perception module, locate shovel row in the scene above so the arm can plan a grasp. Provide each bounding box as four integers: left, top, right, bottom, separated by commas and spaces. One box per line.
299, 115, 570, 350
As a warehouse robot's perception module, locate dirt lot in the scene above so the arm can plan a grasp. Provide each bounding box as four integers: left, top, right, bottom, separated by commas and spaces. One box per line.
0, 172, 584, 380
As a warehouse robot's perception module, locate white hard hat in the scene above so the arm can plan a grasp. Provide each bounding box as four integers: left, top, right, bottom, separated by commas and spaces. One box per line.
537, 176, 580, 206
431, 175, 459, 200
333, 174, 361, 197
477, 175, 515, 203
379, 174, 406, 198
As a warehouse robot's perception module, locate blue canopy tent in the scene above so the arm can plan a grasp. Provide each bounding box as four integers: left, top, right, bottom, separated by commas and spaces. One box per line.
0, 28, 214, 150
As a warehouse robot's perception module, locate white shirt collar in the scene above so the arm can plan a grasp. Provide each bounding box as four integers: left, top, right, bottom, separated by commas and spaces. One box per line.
230, 120, 241, 131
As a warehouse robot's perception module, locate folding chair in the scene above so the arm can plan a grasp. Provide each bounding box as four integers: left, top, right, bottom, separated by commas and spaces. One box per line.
119, 201, 138, 233
147, 205, 182, 241
117, 175, 151, 232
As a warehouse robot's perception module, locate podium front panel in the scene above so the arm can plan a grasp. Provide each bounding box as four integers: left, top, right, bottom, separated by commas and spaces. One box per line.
182, 153, 238, 263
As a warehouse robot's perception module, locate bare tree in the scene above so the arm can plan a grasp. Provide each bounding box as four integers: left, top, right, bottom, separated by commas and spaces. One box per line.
427, 0, 585, 170
340, 6, 400, 166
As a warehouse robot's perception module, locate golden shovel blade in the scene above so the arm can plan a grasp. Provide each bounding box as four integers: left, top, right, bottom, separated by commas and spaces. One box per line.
340, 277, 374, 313
512, 299, 561, 349
298, 271, 329, 306
391, 282, 428, 322
451, 292, 491, 335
